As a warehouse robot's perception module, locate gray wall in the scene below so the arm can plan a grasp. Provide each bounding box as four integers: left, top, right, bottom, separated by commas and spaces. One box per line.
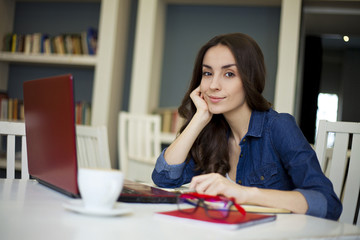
320, 48, 360, 122
341, 49, 360, 122
159, 4, 281, 108
320, 50, 343, 94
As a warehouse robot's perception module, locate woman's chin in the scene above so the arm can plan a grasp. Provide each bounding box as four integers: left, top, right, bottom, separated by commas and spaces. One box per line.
208, 107, 223, 115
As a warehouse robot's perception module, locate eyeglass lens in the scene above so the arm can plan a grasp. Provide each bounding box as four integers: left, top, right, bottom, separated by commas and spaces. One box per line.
178, 196, 234, 219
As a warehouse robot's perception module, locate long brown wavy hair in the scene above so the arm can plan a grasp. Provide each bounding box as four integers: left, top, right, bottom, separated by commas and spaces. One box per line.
178, 33, 271, 175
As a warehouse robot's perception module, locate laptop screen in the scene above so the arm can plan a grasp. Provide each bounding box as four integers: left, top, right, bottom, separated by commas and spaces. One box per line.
23, 74, 79, 197
23, 74, 178, 203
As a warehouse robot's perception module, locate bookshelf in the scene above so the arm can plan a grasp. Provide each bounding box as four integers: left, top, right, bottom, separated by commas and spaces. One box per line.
0, 0, 131, 168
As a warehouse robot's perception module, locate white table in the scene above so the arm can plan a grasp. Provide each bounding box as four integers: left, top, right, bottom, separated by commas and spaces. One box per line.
1, 179, 360, 240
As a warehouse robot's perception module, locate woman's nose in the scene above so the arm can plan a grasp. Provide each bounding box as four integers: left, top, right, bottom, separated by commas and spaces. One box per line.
209, 75, 221, 90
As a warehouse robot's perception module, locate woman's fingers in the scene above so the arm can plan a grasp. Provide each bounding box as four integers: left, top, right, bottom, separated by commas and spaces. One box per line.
190, 87, 205, 107
190, 173, 223, 195
190, 173, 245, 201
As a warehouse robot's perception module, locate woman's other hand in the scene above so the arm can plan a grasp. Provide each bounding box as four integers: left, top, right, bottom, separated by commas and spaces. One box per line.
189, 173, 249, 204
190, 86, 212, 125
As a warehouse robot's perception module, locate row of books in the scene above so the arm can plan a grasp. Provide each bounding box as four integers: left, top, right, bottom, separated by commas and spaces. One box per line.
0, 94, 91, 125
155, 108, 183, 134
0, 97, 24, 121
75, 101, 92, 126
2, 28, 98, 55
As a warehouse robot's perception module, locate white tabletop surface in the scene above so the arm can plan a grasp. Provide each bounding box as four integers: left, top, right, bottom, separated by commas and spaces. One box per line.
1, 179, 360, 240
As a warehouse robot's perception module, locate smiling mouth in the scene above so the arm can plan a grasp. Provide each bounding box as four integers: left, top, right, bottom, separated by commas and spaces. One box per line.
208, 96, 224, 103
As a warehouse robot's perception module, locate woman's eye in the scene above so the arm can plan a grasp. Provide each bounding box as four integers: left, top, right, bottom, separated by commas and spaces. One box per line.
225, 72, 235, 77
202, 71, 212, 76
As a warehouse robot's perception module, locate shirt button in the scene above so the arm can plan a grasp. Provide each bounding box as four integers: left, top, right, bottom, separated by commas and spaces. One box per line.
240, 153, 243, 158
260, 176, 265, 181
237, 180, 242, 184
242, 138, 246, 142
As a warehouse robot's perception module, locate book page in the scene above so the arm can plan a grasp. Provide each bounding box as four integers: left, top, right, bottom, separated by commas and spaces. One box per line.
239, 205, 291, 214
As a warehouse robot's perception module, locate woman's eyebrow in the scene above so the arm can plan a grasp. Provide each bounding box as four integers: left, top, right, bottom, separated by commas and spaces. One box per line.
222, 64, 236, 69
202, 64, 212, 69
202, 64, 236, 69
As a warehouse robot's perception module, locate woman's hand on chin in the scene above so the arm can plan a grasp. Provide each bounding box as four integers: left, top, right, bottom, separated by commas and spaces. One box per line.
190, 86, 212, 125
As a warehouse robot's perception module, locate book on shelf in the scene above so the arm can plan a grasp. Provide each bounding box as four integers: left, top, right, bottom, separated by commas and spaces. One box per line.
1, 27, 98, 56
0, 92, 7, 119
155, 207, 276, 230
85, 27, 98, 55
155, 107, 183, 134
24, 34, 32, 54
17, 34, 25, 53
72, 34, 83, 55
2, 33, 13, 52
75, 101, 91, 126
0, 95, 25, 121
54, 35, 65, 54
81, 32, 89, 55
31, 33, 42, 54
64, 35, 73, 54
11, 34, 17, 52
43, 37, 52, 54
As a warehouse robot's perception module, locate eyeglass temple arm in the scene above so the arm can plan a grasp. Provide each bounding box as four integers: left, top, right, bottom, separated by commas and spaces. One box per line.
231, 199, 246, 215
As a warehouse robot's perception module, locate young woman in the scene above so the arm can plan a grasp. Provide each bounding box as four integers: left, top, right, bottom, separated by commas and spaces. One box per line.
152, 33, 342, 220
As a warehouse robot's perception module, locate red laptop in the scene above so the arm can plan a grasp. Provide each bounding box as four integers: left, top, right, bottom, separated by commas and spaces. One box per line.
23, 74, 79, 197
23, 74, 178, 203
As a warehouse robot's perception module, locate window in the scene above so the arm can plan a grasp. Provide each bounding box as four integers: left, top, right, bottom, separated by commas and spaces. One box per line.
315, 93, 338, 147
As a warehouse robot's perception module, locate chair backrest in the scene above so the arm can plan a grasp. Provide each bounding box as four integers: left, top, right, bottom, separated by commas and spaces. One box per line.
0, 121, 29, 179
76, 125, 111, 169
118, 111, 161, 183
315, 120, 360, 225
0, 122, 111, 179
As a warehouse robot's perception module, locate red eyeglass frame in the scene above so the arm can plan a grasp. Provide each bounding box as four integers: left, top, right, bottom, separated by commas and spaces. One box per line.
179, 192, 246, 216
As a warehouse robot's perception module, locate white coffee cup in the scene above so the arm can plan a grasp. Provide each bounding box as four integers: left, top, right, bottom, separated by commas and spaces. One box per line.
78, 168, 124, 210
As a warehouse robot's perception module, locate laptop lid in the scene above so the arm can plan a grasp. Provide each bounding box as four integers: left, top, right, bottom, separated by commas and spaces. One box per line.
23, 74, 178, 203
23, 74, 79, 197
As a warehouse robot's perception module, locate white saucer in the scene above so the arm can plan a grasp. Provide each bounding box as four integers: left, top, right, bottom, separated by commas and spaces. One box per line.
63, 200, 133, 217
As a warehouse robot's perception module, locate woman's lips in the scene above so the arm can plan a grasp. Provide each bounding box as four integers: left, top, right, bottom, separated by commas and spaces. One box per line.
208, 96, 224, 103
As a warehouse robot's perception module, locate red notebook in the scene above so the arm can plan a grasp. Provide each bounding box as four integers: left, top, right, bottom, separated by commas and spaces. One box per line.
156, 207, 276, 230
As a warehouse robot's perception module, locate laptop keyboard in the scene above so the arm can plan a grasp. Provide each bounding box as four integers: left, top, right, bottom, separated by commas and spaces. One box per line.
122, 188, 140, 194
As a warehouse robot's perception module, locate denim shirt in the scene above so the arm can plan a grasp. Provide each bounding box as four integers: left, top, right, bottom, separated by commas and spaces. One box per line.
152, 109, 342, 220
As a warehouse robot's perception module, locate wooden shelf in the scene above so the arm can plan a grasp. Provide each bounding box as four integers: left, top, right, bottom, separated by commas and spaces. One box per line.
0, 52, 97, 67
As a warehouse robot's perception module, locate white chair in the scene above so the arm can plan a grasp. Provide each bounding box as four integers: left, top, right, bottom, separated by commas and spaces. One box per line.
315, 120, 360, 225
0, 121, 29, 179
118, 111, 161, 183
0, 122, 111, 180
76, 125, 111, 169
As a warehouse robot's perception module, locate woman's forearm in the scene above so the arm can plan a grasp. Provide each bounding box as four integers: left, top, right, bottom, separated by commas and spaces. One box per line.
190, 173, 309, 214
240, 187, 308, 214
164, 113, 209, 165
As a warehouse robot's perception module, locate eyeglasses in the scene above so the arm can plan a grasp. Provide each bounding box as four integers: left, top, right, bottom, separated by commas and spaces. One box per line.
177, 192, 246, 219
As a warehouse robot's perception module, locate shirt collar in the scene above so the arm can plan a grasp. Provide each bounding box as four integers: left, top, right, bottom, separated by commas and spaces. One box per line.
246, 110, 266, 138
